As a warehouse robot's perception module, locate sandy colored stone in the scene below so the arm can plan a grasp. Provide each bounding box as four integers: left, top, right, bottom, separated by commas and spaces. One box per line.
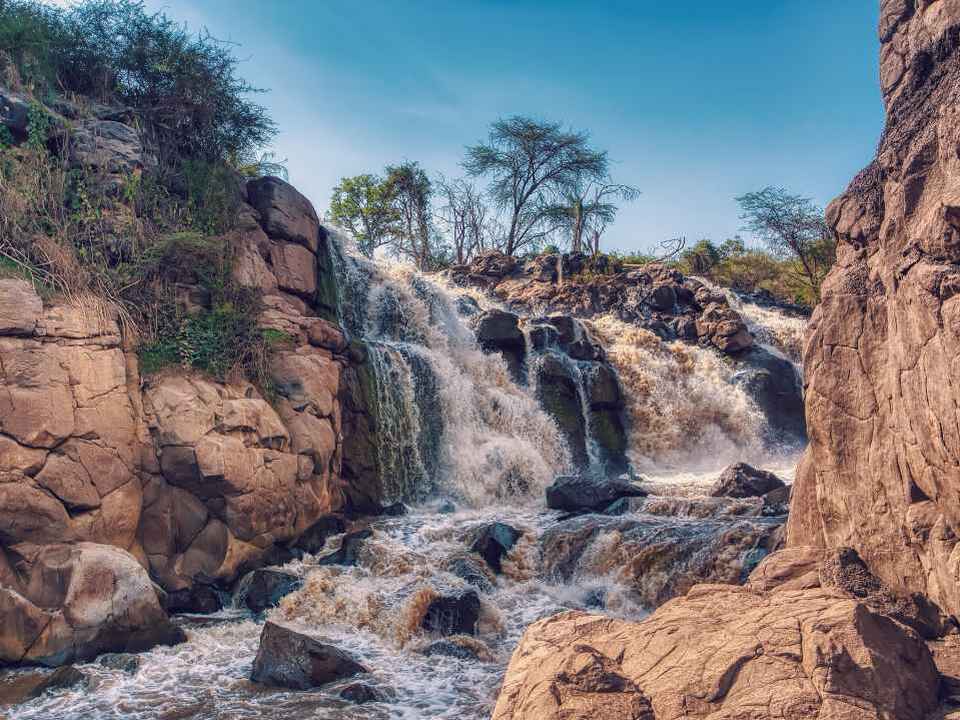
0, 279, 42, 335
270, 241, 317, 298
493, 585, 939, 720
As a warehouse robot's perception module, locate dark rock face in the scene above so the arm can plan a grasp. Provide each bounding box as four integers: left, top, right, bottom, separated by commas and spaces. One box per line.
545, 475, 646, 514
422, 588, 481, 636
317, 529, 373, 567
469, 523, 521, 574
237, 568, 302, 615
162, 584, 223, 615
0, 87, 30, 137
535, 353, 588, 467
292, 514, 347, 555
732, 345, 806, 445
476, 309, 526, 382
710, 463, 786, 499
339, 682, 392, 704
251, 621, 368, 690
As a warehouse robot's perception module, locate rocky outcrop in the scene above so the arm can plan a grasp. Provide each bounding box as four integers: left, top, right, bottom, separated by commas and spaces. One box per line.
492, 585, 939, 720
710, 462, 786, 499
0, 174, 356, 665
786, 0, 960, 620
450, 256, 753, 356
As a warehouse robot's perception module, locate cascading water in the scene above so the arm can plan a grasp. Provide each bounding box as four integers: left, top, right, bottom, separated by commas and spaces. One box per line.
8, 236, 808, 720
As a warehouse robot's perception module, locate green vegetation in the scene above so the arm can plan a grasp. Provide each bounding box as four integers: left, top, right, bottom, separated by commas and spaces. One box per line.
0, 0, 286, 389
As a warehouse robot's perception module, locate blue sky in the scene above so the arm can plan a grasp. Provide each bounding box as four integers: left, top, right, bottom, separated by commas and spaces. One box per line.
128, 0, 882, 253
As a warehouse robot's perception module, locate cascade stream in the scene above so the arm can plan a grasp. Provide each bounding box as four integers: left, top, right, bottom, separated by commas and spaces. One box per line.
9, 236, 806, 720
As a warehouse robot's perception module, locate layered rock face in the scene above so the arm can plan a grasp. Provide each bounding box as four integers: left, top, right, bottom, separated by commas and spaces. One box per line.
0, 175, 351, 664
787, 0, 960, 618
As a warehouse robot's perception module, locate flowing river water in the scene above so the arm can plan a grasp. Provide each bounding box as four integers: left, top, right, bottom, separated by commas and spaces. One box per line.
4, 241, 806, 720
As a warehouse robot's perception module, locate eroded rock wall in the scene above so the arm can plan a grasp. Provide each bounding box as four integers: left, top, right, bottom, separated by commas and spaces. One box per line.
787, 0, 960, 618
0, 176, 353, 664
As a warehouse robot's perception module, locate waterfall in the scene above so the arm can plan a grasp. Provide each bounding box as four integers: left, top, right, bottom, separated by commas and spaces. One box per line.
325, 230, 570, 506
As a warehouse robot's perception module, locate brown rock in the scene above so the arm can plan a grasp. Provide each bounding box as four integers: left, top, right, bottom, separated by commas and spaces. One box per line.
786, 0, 960, 619
269, 241, 317, 298
247, 176, 320, 252
493, 585, 940, 720
0, 279, 42, 335
251, 621, 367, 689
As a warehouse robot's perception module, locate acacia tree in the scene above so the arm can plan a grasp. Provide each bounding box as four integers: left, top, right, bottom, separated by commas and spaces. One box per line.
736, 187, 835, 299
463, 116, 607, 256
328, 174, 399, 258
545, 179, 640, 254
385, 161, 434, 269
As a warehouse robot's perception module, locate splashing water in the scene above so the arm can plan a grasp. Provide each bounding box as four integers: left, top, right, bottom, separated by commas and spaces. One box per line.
6, 240, 809, 720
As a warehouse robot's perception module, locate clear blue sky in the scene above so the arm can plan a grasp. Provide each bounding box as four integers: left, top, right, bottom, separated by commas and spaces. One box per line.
132, 0, 882, 253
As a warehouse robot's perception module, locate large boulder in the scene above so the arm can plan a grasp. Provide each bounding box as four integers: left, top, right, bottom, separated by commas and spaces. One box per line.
492, 585, 940, 720
545, 475, 646, 514
236, 567, 302, 615
68, 119, 152, 175
0, 87, 30, 138
421, 587, 481, 636
251, 621, 367, 689
710, 462, 786, 499
0, 543, 185, 666
469, 522, 521, 574
246, 176, 320, 252
785, 0, 960, 618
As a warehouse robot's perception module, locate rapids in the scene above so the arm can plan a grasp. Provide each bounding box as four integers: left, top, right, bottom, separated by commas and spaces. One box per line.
5, 239, 805, 720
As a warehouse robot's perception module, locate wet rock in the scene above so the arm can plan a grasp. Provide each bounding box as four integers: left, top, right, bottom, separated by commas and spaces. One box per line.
582, 587, 606, 609
251, 621, 368, 690
315, 529, 372, 567
97, 653, 141, 674
0, 666, 89, 706
339, 682, 392, 704
422, 639, 480, 661
527, 323, 559, 351
469, 522, 521, 574
455, 295, 480, 317
237, 568, 302, 615
762, 484, 791, 516
445, 556, 495, 593
535, 353, 588, 467
584, 364, 621, 409
492, 587, 939, 720
710, 462, 785, 499
422, 588, 481, 636
731, 345, 806, 444
476, 309, 525, 381
163, 584, 223, 615
379, 501, 408, 517
292, 514, 347, 555
247, 176, 320, 252
545, 475, 646, 514
541, 514, 782, 608
436, 500, 456, 514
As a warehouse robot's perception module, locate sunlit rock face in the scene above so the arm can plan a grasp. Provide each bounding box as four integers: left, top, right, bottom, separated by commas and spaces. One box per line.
788, 0, 960, 618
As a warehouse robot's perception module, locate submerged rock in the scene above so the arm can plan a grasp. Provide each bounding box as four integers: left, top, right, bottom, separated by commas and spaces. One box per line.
445, 555, 495, 593
316, 529, 373, 566
492, 586, 939, 720
339, 682, 393, 704
162, 584, 223, 615
251, 621, 368, 690
422, 639, 481, 661
0, 666, 88, 706
710, 462, 786, 499
96, 653, 141, 674
469, 522, 521, 574
421, 588, 481, 636
545, 475, 646, 514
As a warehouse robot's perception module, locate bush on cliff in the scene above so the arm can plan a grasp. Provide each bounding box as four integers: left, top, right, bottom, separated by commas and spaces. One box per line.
0, 0, 285, 390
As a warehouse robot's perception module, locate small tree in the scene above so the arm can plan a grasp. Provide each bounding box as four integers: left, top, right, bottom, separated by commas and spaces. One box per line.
329, 174, 399, 259
736, 187, 835, 299
435, 176, 494, 264
385, 161, 433, 269
544, 179, 640, 255
681, 239, 721, 276
463, 116, 607, 256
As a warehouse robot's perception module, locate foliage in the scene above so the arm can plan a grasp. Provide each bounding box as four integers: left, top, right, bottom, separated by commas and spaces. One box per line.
329, 173, 400, 258
25, 100, 48, 150
0, 0, 276, 170
384, 161, 434, 269
543, 180, 640, 254
0, 124, 13, 148
736, 187, 835, 300
464, 116, 608, 256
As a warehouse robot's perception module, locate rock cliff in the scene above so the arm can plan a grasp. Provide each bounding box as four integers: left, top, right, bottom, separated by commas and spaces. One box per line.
0, 174, 352, 664
787, 0, 960, 619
